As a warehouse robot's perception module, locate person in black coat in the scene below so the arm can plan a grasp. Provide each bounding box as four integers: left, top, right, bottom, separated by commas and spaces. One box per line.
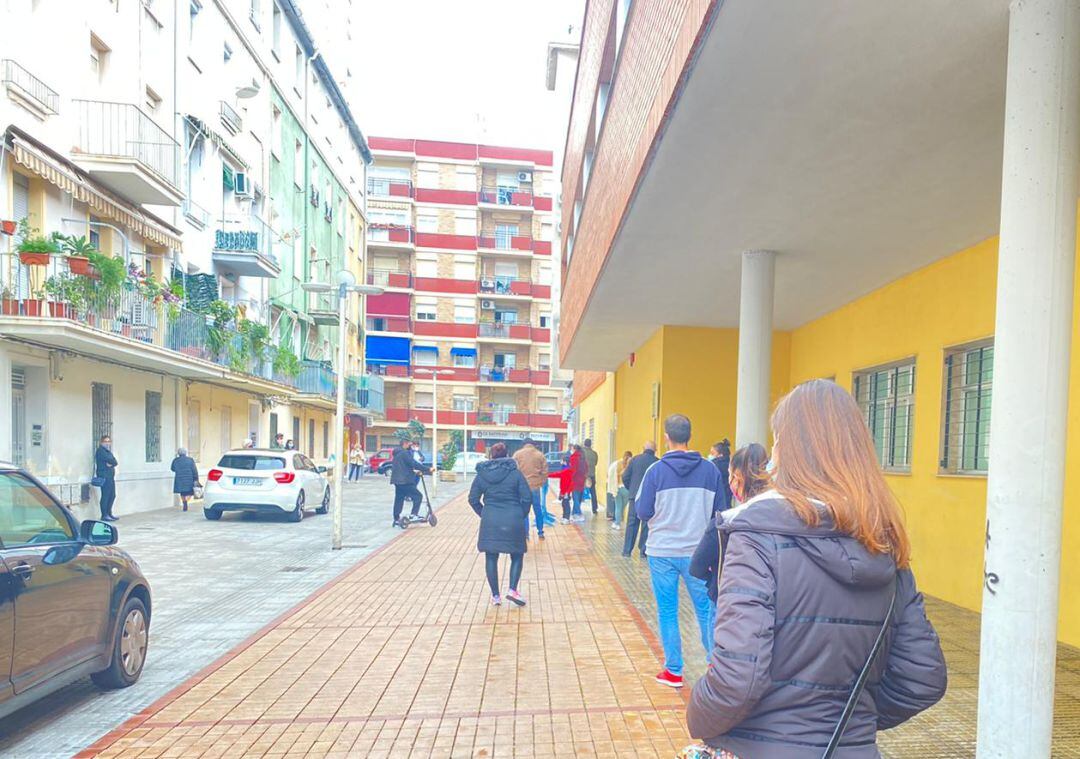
390, 439, 430, 527
469, 443, 532, 607
708, 439, 733, 513
621, 441, 659, 557
94, 435, 119, 521
170, 448, 200, 512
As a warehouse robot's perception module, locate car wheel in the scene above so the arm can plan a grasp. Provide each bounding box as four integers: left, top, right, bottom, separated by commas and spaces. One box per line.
290, 491, 305, 523
315, 487, 330, 515
203, 508, 221, 521
92, 595, 148, 690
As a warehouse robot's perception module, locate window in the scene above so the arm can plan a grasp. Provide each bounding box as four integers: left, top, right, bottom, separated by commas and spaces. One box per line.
293, 139, 303, 188
220, 406, 232, 457
454, 259, 475, 280
852, 361, 915, 472
494, 352, 517, 369
538, 396, 558, 413
307, 419, 315, 457
323, 421, 329, 459
272, 2, 282, 55
417, 165, 439, 188
294, 44, 304, 90
494, 261, 518, 278
413, 346, 437, 366
218, 454, 284, 470
455, 168, 475, 191
453, 352, 476, 368
415, 391, 434, 409
539, 312, 551, 328
145, 391, 162, 462
90, 33, 110, 81
417, 214, 438, 233
144, 86, 162, 113
223, 42, 233, 63
538, 352, 551, 370
416, 257, 437, 278
495, 223, 518, 250
453, 395, 476, 411
941, 341, 993, 474
415, 299, 437, 321
454, 211, 477, 236
187, 399, 202, 457
271, 105, 282, 159
497, 171, 520, 190
92, 382, 113, 451
454, 303, 476, 324
0, 472, 75, 548
538, 263, 553, 285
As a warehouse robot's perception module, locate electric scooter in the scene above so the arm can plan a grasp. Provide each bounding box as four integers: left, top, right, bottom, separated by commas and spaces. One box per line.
398, 474, 438, 529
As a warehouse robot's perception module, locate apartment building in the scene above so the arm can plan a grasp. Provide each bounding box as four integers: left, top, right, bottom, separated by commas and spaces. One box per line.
0, 0, 379, 517
362, 137, 567, 459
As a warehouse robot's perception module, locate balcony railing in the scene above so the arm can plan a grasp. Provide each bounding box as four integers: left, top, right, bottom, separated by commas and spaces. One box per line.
479, 187, 533, 207
73, 99, 180, 187
182, 198, 211, 229
477, 321, 532, 339
369, 224, 415, 244
479, 276, 532, 296
220, 100, 243, 134
478, 366, 548, 384
367, 269, 413, 288
366, 315, 412, 333
346, 374, 385, 415
384, 407, 563, 429
477, 234, 535, 252
298, 363, 335, 397
367, 178, 414, 198
2, 59, 59, 115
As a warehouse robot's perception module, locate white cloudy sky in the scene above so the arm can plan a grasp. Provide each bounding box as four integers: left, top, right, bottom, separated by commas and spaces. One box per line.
351, 0, 584, 151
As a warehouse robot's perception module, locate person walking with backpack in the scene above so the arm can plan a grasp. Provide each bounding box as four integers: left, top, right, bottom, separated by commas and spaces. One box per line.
621, 441, 659, 557
469, 443, 533, 607
636, 415, 726, 688
687, 380, 947, 756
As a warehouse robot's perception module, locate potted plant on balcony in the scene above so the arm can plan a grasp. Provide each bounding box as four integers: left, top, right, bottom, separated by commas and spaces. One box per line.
14, 220, 60, 267
205, 299, 237, 360
43, 275, 83, 319
1, 286, 17, 315
272, 344, 301, 379
59, 234, 97, 277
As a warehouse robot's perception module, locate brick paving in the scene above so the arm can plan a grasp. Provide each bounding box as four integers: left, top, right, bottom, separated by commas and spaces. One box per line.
75, 494, 689, 758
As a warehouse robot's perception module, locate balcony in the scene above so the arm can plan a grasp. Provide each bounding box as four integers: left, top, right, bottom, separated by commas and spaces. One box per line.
411, 364, 481, 382
478, 188, 534, 208
414, 276, 478, 295
212, 217, 281, 278
414, 187, 477, 205
367, 269, 413, 289
71, 100, 183, 206
384, 407, 563, 430
412, 320, 479, 338
297, 362, 336, 398
369, 224, 415, 246
477, 322, 532, 341
479, 276, 532, 297
2, 59, 59, 117
477, 234, 535, 253
182, 198, 211, 230
366, 315, 413, 334
307, 290, 339, 326
367, 178, 413, 199
220, 100, 242, 135
478, 366, 546, 384
346, 374, 385, 416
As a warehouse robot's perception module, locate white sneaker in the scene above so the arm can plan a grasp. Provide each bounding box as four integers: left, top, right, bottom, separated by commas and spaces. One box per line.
611, 523, 621, 529
559, 517, 570, 525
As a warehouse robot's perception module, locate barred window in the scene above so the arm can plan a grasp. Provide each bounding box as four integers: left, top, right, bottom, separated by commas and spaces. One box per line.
852, 361, 915, 472
941, 341, 993, 474
145, 391, 162, 462
92, 383, 113, 452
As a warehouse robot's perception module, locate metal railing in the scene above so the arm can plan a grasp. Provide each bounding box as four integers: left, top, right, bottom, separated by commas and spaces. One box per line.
182, 198, 211, 228
73, 99, 180, 187
478, 322, 524, 338
479, 276, 530, 295
297, 363, 335, 397
220, 100, 243, 133
215, 215, 280, 265
346, 374, 385, 415
479, 187, 532, 206
367, 178, 413, 198
367, 268, 413, 288
369, 224, 415, 244
2, 59, 59, 115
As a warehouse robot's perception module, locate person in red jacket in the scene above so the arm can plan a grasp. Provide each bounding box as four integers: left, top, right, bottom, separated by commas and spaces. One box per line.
568, 445, 587, 522
548, 456, 575, 523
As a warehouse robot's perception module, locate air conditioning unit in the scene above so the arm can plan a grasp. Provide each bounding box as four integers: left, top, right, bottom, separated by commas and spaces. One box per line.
234, 172, 251, 197
481, 300, 495, 310
517, 170, 532, 183
480, 278, 495, 289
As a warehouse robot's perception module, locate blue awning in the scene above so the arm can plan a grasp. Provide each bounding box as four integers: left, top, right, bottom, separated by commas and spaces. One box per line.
450, 347, 477, 357
366, 335, 410, 364
413, 345, 439, 354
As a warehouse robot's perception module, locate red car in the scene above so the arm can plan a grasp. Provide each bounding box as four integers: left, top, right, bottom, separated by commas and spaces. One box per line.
368, 448, 396, 475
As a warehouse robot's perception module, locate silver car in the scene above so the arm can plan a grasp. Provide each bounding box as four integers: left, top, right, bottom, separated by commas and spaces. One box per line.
202, 450, 330, 522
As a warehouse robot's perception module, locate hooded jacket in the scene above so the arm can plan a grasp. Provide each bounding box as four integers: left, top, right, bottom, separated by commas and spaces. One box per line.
687, 492, 947, 758
390, 445, 427, 485
569, 449, 587, 490
469, 457, 533, 555
634, 450, 726, 557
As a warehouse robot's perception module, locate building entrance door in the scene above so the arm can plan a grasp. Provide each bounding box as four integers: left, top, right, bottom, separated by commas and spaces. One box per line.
11, 368, 26, 468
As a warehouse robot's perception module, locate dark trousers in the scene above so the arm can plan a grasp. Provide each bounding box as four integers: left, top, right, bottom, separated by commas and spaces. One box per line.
348, 463, 362, 481
561, 495, 571, 520
99, 478, 116, 519
623, 498, 648, 556
393, 483, 422, 521
485, 551, 523, 596
587, 483, 599, 513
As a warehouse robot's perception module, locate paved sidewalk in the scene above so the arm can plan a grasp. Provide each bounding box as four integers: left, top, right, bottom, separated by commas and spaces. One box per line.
0, 475, 469, 758
77, 494, 688, 758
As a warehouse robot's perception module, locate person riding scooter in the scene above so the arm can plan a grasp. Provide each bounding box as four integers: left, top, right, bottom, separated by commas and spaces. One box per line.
390, 438, 431, 528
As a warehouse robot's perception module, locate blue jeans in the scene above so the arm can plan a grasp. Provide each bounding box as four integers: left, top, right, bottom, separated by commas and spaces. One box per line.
525, 488, 546, 536
571, 489, 583, 516
647, 555, 715, 676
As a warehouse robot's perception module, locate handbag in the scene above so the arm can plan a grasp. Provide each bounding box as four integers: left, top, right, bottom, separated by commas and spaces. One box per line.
821, 579, 899, 758
91, 476, 105, 488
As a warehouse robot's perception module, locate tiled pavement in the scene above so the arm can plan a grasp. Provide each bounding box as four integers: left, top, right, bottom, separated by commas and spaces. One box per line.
0, 475, 470, 758
580, 509, 1080, 758
74, 494, 690, 758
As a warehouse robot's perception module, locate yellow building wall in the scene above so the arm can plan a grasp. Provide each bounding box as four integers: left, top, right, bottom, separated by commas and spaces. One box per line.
576, 373, 616, 495
614, 327, 666, 459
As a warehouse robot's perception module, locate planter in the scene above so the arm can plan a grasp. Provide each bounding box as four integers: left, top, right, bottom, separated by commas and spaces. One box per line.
48, 301, 73, 319
18, 251, 51, 266
1, 298, 18, 315
22, 299, 45, 317
1, 220, 16, 235
438, 470, 458, 483
66, 256, 95, 277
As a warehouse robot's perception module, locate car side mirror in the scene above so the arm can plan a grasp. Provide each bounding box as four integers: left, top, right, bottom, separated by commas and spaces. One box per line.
80, 519, 118, 546
316, 466, 327, 474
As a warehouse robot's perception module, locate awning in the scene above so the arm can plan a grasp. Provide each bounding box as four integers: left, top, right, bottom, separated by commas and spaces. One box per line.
9, 134, 183, 251
450, 347, 477, 357
413, 345, 438, 353
366, 335, 410, 364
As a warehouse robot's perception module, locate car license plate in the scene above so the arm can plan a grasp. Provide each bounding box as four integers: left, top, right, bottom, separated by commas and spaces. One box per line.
233, 477, 261, 486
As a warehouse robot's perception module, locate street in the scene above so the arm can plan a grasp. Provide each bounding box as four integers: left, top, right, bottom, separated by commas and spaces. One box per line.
0, 475, 469, 758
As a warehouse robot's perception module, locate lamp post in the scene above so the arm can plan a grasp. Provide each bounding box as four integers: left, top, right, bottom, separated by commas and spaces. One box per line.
302, 273, 383, 550
414, 367, 454, 497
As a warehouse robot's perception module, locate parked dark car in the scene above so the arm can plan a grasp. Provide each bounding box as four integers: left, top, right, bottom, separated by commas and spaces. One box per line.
0, 464, 152, 720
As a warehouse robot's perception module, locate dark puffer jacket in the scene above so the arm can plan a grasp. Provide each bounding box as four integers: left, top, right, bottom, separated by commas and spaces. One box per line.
390, 445, 427, 485
469, 458, 532, 555
687, 493, 947, 758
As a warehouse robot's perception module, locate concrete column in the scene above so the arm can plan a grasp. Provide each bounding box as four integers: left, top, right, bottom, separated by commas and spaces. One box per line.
735, 250, 775, 448
977, 1, 1080, 756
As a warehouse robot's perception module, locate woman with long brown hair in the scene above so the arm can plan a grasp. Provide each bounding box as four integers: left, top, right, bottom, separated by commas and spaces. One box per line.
687, 380, 946, 757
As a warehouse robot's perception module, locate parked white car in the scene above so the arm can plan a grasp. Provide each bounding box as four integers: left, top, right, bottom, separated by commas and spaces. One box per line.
203, 450, 330, 522
454, 451, 488, 475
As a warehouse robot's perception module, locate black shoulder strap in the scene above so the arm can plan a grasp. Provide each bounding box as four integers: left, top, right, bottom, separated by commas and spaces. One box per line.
822, 577, 899, 758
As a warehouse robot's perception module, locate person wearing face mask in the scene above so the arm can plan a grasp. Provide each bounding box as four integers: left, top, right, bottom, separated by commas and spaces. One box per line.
690, 443, 770, 603
707, 440, 733, 513
94, 435, 119, 521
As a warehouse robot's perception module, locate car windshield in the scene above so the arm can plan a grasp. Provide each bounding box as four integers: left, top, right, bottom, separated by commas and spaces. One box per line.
0, 471, 75, 548
218, 455, 285, 471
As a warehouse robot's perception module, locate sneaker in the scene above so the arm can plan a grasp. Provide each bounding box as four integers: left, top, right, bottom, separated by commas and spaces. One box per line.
538, 533, 545, 540
559, 518, 570, 525
507, 589, 526, 607
611, 523, 621, 530
491, 595, 502, 606
655, 670, 683, 688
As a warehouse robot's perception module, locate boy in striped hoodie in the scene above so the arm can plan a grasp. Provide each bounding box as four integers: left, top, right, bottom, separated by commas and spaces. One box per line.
636, 413, 727, 688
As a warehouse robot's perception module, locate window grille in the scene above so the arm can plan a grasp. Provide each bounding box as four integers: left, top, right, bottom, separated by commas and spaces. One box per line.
941, 341, 993, 474
92, 383, 113, 453
145, 391, 162, 462
852, 361, 915, 472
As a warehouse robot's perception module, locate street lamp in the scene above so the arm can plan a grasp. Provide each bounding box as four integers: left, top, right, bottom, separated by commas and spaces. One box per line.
413, 367, 454, 497
302, 272, 384, 550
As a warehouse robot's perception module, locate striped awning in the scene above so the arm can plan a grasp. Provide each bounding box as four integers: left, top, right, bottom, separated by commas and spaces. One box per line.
11, 137, 184, 251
